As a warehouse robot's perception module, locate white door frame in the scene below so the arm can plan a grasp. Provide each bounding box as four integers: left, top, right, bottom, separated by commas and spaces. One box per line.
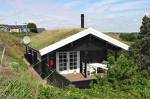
56, 51, 80, 74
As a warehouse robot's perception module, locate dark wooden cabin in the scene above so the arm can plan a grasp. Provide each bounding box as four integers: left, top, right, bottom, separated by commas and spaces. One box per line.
25, 28, 129, 88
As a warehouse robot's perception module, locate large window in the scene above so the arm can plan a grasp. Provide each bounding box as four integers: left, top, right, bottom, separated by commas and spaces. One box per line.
56, 51, 80, 73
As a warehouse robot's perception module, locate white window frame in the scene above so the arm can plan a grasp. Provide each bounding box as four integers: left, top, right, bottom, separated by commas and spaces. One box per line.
56, 51, 80, 74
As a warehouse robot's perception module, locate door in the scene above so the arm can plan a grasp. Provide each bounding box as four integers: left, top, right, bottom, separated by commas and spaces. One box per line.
56, 51, 80, 74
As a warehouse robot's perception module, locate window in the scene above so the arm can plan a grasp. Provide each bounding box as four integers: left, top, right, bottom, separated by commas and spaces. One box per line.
57, 51, 80, 73
58, 52, 67, 71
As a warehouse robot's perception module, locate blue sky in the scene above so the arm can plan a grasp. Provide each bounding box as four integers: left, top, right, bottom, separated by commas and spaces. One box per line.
0, 0, 149, 32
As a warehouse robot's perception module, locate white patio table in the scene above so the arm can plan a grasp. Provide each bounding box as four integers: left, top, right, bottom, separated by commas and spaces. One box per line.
87, 63, 108, 74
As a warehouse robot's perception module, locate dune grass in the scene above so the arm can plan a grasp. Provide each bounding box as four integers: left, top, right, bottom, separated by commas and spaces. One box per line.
0, 32, 25, 60
0, 32, 53, 98
106, 32, 133, 45
10, 32, 37, 38
30, 28, 84, 49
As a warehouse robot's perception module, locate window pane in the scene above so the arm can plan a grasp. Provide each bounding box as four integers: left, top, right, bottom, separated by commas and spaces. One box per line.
69, 51, 78, 70
59, 52, 67, 71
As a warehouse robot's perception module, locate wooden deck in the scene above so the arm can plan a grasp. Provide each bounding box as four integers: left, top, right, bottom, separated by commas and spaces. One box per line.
62, 73, 96, 82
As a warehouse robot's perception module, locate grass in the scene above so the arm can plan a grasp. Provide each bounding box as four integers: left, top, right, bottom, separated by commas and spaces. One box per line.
30, 28, 84, 49
106, 32, 133, 45
0, 32, 25, 59
0, 32, 41, 98
10, 32, 37, 38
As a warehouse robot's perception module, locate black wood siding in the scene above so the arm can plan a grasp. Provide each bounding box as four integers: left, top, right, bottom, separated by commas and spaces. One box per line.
55, 34, 108, 63
40, 34, 121, 71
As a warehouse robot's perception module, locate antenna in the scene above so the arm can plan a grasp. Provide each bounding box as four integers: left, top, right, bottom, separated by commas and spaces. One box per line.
23, 22, 30, 45
15, 21, 17, 25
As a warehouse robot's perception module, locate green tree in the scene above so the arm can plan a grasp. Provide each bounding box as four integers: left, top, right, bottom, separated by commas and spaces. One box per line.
27, 23, 38, 33
129, 37, 150, 78
129, 14, 150, 79
139, 14, 150, 38
129, 15, 150, 71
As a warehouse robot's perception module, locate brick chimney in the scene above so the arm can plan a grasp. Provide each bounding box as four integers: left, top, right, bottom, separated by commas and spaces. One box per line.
81, 14, 84, 28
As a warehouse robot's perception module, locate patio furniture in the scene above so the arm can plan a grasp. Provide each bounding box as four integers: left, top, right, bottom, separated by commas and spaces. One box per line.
87, 63, 108, 76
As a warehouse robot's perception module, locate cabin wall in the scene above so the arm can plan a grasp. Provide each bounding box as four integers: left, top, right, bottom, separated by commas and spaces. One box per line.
55, 34, 108, 63
43, 34, 121, 72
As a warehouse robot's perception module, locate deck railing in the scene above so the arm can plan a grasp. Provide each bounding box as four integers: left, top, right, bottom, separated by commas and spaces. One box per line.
81, 62, 87, 78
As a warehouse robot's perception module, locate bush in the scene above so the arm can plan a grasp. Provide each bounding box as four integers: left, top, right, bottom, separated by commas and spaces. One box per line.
108, 54, 137, 84
107, 55, 115, 65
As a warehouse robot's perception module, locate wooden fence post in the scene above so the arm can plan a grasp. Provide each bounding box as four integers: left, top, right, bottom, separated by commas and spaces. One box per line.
1, 48, 5, 65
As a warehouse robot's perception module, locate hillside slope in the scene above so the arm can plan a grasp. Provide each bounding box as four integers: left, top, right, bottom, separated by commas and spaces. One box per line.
0, 32, 93, 99
0, 32, 48, 98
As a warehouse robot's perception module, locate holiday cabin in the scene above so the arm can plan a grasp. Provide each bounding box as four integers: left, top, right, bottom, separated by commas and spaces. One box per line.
25, 15, 129, 88
25, 28, 129, 88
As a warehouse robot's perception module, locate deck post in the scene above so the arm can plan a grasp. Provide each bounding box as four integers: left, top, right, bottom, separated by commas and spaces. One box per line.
114, 50, 117, 61
84, 60, 87, 78
105, 42, 108, 61
84, 51, 88, 78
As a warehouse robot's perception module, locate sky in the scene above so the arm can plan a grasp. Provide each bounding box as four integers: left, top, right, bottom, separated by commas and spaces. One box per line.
0, 0, 149, 32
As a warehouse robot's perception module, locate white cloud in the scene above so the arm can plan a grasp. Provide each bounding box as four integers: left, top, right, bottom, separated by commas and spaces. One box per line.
110, 0, 150, 12
0, 0, 149, 32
